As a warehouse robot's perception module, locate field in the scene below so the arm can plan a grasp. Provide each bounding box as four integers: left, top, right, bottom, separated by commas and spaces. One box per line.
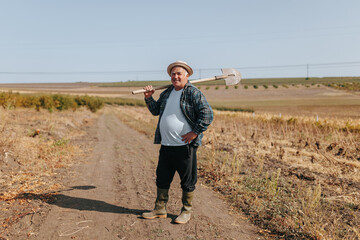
0, 80, 359, 239
1, 81, 360, 117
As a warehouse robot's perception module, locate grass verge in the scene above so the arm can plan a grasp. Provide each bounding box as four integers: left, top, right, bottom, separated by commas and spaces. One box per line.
0, 108, 98, 236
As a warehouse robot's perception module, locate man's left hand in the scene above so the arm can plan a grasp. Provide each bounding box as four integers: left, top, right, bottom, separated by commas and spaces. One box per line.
181, 131, 198, 144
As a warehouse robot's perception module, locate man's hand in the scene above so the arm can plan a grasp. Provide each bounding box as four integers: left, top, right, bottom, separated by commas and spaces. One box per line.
143, 85, 155, 98
181, 131, 198, 144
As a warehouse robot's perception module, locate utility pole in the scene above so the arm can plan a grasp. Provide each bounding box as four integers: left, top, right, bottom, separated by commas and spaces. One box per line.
306, 64, 309, 79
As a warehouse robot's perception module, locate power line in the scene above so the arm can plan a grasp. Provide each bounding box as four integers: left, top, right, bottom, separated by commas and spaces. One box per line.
235, 61, 360, 70
0, 70, 163, 75
0, 61, 359, 75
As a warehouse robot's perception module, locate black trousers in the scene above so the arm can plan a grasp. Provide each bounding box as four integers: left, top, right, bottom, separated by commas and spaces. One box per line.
156, 144, 198, 192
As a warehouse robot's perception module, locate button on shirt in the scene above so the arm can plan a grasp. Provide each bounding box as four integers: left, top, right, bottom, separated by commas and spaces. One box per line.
159, 89, 192, 146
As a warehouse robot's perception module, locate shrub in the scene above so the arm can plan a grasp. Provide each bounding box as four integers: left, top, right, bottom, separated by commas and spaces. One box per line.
0, 92, 16, 109
86, 97, 104, 112
234, 85, 238, 89
263, 84, 268, 89
253, 85, 258, 89
74, 95, 104, 112
0, 92, 104, 112
39, 95, 55, 111
244, 85, 248, 89
273, 84, 278, 88
17, 95, 39, 108
215, 86, 219, 90
52, 94, 76, 111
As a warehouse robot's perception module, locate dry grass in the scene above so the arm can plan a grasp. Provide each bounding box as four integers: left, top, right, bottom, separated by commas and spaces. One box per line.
0, 108, 98, 234
108, 105, 157, 139
112, 105, 360, 240
200, 111, 360, 239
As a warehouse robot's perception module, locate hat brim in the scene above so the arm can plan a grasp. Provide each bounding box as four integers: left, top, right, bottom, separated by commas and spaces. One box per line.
167, 62, 193, 77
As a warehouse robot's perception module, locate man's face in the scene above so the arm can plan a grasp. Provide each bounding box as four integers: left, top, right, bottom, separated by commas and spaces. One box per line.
171, 67, 189, 91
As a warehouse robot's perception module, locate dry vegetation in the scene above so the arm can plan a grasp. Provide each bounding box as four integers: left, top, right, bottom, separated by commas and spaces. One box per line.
200, 111, 360, 239
329, 82, 360, 91
0, 84, 359, 239
0, 107, 99, 236
0, 92, 104, 112
111, 105, 360, 240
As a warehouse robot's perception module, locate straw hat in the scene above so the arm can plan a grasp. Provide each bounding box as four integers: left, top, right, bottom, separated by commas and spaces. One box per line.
167, 60, 193, 77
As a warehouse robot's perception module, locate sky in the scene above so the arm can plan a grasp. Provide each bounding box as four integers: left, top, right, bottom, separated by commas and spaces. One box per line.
0, 0, 360, 83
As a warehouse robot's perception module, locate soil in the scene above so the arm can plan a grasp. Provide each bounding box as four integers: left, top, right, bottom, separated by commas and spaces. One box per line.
2, 108, 264, 240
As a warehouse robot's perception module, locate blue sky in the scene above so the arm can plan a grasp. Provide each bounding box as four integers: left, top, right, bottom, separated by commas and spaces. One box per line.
1, 0, 359, 83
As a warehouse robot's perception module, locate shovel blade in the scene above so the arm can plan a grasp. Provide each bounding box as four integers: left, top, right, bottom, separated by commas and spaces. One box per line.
221, 68, 242, 86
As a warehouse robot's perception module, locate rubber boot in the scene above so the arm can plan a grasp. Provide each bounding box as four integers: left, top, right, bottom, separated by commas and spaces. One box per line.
142, 188, 169, 219
174, 191, 194, 224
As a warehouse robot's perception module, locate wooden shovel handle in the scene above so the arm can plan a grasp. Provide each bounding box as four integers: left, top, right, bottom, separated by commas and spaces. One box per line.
131, 74, 231, 95
132, 84, 172, 95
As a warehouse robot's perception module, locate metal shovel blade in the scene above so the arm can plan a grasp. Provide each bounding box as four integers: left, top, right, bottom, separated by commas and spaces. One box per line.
221, 68, 242, 86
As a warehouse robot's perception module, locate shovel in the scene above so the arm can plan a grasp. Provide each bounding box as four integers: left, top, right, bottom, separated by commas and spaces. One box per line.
131, 68, 241, 95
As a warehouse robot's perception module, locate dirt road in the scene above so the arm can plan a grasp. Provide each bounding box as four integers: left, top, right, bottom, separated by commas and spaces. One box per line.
24, 109, 264, 239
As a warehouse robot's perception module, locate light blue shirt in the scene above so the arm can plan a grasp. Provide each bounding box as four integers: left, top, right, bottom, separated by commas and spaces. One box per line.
159, 89, 192, 146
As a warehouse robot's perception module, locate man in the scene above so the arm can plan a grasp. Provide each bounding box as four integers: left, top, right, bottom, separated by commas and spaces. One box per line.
142, 60, 213, 224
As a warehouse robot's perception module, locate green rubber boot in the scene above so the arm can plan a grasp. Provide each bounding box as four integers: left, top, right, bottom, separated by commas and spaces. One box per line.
142, 188, 169, 219
174, 191, 194, 224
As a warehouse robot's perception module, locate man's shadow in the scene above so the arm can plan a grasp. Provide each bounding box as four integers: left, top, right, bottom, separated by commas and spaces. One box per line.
13, 185, 177, 219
